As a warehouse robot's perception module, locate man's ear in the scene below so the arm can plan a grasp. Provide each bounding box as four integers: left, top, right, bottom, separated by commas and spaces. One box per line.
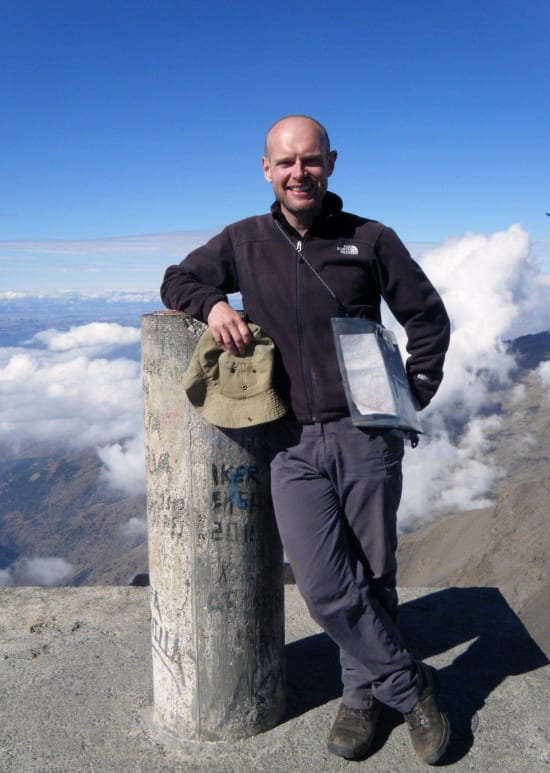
261, 156, 273, 183
327, 150, 338, 177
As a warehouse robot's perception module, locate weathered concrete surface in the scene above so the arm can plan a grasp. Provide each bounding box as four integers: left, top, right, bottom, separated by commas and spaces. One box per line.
0, 585, 548, 772
141, 312, 285, 740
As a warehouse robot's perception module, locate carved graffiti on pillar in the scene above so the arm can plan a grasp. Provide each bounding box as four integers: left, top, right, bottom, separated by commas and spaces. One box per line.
210, 463, 263, 515
211, 520, 255, 543
150, 586, 186, 694
217, 563, 229, 584
229, 464, 257, 509
144, 411, 160, 433
211, 463, 259, 487
211, 489, 263, 514
155, 451, 172, 475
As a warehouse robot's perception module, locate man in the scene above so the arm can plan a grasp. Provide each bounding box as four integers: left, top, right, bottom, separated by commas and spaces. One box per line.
161, 115, 451, 764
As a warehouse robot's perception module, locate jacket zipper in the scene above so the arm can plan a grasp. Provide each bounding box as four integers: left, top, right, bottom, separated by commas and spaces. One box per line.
295, 237, 317, 422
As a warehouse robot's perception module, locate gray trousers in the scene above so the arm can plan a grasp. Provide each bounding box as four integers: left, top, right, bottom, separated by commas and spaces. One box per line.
265, 416, 420, 713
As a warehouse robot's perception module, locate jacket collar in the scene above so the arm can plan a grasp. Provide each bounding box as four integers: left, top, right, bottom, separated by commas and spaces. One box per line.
270, 191, 343, 233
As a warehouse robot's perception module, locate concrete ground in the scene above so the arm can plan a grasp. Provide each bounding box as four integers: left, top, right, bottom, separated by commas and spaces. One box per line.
0, 584, 548, 772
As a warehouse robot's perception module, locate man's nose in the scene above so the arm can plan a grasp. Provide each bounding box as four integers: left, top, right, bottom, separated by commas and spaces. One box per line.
292, 160, 308, 178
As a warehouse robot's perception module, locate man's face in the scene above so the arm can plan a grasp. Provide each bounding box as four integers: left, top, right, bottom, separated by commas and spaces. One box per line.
261, 118, 337, 230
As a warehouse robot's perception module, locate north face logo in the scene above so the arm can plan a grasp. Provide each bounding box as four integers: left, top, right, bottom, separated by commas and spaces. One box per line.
336, 244, 359, 255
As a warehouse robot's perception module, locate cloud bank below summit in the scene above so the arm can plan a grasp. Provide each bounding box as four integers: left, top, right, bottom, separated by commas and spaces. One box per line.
0, 322, 143, 491
385, 223, 550, 524
1, 224, 549, 543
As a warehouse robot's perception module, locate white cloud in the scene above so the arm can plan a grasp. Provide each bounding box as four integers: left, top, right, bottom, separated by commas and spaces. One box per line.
510, 384, 527, 404
120, 516, 148, 542
0, 352, 141, 450
98, 434, 146, 495
535, 361, 550, 402
387, 224, 550, 527
0, 323, 143, 493
399, 417, 505, 527
536, 360, 550, 395
33, 322, 141, 351
0, 557, 74, 587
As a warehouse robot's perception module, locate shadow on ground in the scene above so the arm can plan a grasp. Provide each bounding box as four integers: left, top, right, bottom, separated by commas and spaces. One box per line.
285, 631, 341, 718
284, 587, 549, 764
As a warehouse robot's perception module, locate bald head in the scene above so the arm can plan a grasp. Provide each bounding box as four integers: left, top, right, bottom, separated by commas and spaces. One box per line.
261, 115, 337, 234
264, 115, 331, 160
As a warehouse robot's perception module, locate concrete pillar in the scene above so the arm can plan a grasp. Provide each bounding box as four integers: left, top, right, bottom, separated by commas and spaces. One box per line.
141, 311, 285, 742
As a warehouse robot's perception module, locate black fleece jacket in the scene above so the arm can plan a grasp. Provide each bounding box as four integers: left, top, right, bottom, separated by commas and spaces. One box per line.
161, 193, 451, 424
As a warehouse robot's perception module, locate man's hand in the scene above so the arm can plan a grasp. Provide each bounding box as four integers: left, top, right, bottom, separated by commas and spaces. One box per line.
207, 301, 252, 355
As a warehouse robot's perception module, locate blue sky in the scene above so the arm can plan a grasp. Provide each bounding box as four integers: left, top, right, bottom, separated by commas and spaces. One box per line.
1, 0, 549, 293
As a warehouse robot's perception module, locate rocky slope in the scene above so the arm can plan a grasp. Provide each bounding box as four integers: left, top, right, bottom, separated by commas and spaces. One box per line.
0, 446, 147, 585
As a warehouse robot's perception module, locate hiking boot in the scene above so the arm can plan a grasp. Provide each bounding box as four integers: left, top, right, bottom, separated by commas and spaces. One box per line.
404, 663, 451, 764
327, 701, 381, 760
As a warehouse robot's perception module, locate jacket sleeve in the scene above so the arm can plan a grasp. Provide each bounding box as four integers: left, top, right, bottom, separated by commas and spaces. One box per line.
373, 227, 451, 409
160, 227, 239, 322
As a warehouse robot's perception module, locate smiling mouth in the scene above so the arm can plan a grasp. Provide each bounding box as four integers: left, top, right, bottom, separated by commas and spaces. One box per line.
287, 184, 316, 196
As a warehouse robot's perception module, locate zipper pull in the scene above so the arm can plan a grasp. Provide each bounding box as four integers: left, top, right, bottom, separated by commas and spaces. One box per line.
297, 240, 302, 251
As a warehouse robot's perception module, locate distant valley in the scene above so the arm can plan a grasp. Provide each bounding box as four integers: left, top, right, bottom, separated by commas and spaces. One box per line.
0, 445, 147, 585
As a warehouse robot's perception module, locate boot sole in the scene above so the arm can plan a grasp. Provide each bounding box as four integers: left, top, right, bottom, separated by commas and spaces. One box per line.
327, 739, 374, 761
